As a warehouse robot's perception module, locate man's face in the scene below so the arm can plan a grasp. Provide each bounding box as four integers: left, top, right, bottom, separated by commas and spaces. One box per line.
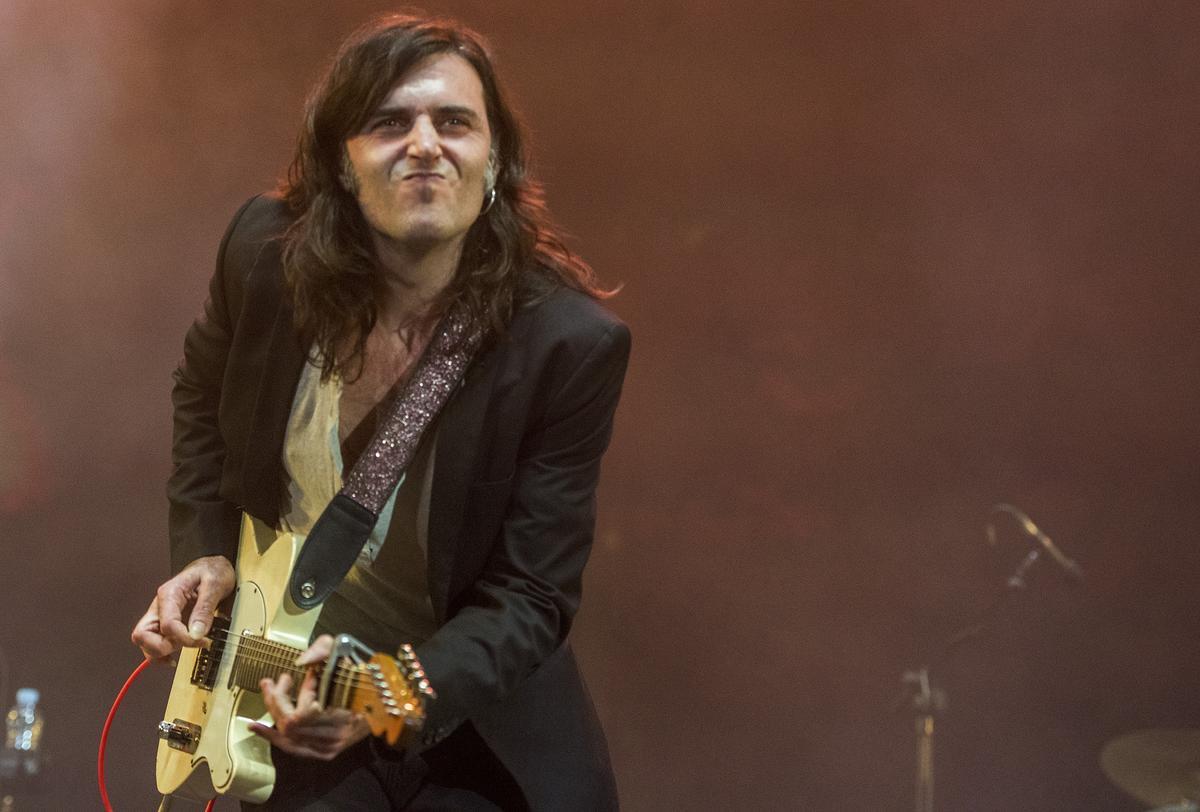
344, 53, 493, 254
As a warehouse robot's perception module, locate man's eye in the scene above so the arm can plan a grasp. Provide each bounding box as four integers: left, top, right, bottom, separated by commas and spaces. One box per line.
375, 117, 406, 131
440, 117, 470, 130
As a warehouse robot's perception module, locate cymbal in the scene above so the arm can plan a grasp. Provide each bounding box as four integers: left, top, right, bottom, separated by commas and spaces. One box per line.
1101, 729, 1200, 807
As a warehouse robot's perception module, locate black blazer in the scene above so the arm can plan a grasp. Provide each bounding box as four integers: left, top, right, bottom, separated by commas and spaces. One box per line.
167, 194, 630, 809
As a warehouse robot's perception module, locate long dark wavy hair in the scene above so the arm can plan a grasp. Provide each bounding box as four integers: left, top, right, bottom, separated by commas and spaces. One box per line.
280, 14, 612, 381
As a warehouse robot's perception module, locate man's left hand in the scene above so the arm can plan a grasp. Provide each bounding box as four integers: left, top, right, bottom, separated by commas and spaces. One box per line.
249, 634, 372, 760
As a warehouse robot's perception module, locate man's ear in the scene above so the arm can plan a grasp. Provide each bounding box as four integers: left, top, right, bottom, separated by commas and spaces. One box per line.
339, 150, 358, 194
484, 144, 500, 191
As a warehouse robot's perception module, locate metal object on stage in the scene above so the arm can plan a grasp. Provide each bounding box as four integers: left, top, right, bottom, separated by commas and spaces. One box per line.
895, 504, 1082, 812
898, 666, 945, 812
1100, 729, 1200, 809
987, 503, 1084, 583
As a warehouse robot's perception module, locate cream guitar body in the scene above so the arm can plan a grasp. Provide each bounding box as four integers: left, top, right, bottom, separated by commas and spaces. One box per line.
155, 513, 432, 804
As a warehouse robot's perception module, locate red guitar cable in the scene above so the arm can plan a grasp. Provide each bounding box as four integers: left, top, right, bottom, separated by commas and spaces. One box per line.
98, 658, 216, 812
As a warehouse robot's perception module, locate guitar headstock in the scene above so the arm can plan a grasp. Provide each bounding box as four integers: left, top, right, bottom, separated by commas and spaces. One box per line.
348, 644, 436, 746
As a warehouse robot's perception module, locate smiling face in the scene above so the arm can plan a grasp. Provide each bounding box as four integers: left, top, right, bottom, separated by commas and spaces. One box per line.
343, 52, 493, 256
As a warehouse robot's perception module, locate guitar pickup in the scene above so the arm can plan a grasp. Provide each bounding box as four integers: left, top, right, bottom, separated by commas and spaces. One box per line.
190, 615, 230, 690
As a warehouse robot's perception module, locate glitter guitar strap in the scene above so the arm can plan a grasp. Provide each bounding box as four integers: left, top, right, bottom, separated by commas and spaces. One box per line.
289, 305, 482, 610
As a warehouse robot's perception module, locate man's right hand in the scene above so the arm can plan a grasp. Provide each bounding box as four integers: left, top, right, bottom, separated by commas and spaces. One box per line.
131, 555, 235, 662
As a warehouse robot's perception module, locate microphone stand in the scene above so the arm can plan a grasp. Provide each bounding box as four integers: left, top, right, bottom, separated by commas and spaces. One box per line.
896, 545, 1043, 812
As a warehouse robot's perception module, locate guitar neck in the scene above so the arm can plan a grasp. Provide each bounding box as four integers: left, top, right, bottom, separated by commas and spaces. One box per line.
205, 625, 432, 746
225, 634, 364, 708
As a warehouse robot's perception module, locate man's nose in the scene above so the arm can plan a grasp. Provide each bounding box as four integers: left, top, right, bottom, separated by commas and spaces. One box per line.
406, 116, 441, 160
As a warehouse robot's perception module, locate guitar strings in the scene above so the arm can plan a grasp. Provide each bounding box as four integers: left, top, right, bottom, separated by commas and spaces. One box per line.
183, 629, 417, 693
201, 626, 422, 677
200, 626, 419, 668
184, 628, 420, 696
214, 637, 401, 692
212, 650, 387, 695
229, 645, 382, 692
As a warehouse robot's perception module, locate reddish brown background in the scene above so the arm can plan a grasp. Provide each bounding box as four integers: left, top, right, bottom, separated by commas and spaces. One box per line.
2, 2, 1198, 808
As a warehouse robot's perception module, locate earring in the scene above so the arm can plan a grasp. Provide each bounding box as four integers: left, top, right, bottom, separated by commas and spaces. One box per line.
480, 187, 497, 215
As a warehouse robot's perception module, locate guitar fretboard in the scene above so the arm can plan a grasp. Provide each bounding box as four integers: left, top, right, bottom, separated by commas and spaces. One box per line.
228, 634, 359, 707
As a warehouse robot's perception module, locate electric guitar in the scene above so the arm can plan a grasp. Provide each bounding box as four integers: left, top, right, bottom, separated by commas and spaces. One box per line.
154, 513, 435, 804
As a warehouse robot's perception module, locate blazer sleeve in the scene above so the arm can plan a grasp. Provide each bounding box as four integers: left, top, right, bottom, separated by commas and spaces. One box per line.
414, 312, 631, 738
166, 196, 258, 574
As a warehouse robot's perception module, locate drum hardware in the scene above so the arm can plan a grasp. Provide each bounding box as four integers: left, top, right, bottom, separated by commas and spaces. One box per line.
1101, 728, 1200, 810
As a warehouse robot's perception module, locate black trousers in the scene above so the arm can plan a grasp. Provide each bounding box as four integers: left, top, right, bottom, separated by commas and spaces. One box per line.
242, 722, 528, 811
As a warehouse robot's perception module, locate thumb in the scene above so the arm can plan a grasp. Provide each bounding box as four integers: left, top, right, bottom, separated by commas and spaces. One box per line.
186, 576, 220, 640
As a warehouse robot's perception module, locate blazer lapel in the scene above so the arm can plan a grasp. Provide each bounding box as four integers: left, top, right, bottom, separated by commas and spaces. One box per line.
426, 348, 501, 622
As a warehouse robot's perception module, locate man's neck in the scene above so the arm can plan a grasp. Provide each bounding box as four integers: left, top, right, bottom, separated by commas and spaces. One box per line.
371, 231, 464, 331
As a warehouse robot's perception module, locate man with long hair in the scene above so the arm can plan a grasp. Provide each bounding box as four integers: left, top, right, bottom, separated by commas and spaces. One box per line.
132, 14, 628, 809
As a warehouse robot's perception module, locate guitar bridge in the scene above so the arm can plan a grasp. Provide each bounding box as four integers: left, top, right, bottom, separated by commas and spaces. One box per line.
190, 615, 230, 690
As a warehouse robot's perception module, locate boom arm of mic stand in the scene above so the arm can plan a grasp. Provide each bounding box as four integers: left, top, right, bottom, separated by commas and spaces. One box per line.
941, 546, 1039, 657
894, 543, 1041, 711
